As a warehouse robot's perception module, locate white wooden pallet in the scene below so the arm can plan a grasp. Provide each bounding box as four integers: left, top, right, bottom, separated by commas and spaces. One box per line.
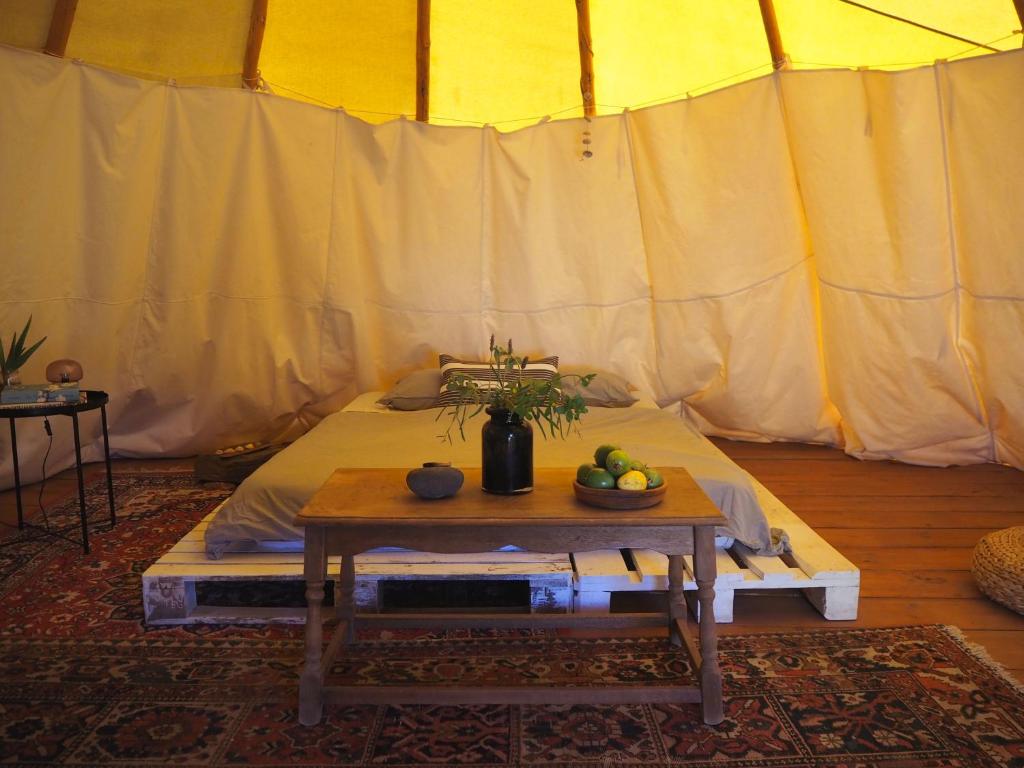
573, 476, 860, 622
142, 508, 574, 625
143, 473, 859, 626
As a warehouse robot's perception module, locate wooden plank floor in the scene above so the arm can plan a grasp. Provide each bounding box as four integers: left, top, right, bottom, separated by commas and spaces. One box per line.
708, 438, 1024, 684
2, 445, 1022, 682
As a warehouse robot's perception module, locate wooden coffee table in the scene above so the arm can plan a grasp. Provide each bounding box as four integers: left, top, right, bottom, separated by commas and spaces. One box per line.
295, 466, 726, 726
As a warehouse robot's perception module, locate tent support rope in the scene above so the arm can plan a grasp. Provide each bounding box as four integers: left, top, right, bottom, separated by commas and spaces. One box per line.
837, 0, 1000, 52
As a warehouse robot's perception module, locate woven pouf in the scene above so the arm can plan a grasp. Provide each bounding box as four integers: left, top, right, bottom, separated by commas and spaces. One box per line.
972, 526, 1024, 615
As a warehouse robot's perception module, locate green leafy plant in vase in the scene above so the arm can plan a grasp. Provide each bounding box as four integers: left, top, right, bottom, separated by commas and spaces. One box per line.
1, 315, 47, 388
439, 336, 593, 494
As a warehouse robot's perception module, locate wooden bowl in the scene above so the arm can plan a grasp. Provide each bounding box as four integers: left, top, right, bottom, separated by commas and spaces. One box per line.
573, 480, 667, 510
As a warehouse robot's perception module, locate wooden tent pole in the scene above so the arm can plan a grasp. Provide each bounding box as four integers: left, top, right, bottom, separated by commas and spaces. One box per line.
43, 0, 78, 57
1014, 0, 1024, 47
416, 0, 431, 122
575, 0, 596, 117
243, 0, 269, 89
758, 0, 788, 70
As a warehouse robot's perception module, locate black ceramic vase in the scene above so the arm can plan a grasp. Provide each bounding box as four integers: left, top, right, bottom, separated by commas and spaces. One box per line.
481, 407, 533, 494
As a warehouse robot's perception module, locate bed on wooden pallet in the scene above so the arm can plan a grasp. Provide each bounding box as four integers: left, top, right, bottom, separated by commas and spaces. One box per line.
142, 392, 859, 625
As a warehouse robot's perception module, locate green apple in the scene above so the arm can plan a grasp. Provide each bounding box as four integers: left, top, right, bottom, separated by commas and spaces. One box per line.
582, 467, 616, 489
643, 467, 664, 488
594, 444, 620, 467
605, 449, 632, 477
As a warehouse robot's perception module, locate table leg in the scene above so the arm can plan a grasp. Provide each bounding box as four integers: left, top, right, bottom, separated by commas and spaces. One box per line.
299, 527, 327, 726
100, 405, 116, 528
340, 553, 356, 644
694, 525, 724, 725
667, 554, 685, 647
71, 412, 89, 555
8, 419, 24, 529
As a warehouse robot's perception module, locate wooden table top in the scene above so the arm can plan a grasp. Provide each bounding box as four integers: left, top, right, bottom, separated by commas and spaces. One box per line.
295, 467, 725, 529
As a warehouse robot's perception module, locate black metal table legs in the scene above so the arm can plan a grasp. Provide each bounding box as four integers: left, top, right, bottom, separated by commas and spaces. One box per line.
70, 411, 90, 553
6, 407, 116, 554
10, 418, 23, 529
101, 405, 116, 527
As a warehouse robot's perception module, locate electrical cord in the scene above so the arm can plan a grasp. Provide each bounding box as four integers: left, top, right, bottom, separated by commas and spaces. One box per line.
0, 419, 51, 538
0, 417, 84, 548
37, 417, 53, 530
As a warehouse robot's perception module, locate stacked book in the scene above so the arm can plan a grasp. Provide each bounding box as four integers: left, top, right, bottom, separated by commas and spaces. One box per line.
0, 382, 81, 405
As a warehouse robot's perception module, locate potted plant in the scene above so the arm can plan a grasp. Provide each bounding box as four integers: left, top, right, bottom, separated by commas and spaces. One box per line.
439, 337, 593, 494
1, 315, 46, 389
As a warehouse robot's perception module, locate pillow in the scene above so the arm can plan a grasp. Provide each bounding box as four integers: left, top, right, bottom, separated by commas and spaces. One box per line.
437, 353, 559, 407
376, 369, 441, 411
559, 366, 638, 407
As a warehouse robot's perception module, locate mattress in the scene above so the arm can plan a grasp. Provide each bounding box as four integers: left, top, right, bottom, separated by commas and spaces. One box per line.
204, 394, 785, 559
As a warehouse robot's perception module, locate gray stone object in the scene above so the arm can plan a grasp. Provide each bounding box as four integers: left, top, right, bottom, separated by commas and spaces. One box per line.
406, 462, 464, 500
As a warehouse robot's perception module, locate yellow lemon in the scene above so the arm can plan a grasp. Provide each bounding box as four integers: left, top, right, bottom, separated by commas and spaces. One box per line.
617, 470, 648, 491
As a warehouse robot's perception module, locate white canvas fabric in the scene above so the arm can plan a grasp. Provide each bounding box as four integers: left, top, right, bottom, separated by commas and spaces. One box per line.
780, 66, 991, 465
942, 53, 1024, 468
0, 44, 1022, 488
627, 79, 840, 445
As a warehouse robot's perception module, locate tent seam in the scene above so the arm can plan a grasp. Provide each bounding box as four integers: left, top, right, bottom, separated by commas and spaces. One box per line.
316, 109, 343, 397
816, 279, 955, 301
363, 295, 653, 316
359, 250, 814, 314
125, 78, 171, 396
0, 298, 140, 307
652, 256, 810, 303
769, 69, 845, 451
10, 293, 332, 307
478, 126, 491, 349
620, 109, 663, 399
773, 280, 1023, 302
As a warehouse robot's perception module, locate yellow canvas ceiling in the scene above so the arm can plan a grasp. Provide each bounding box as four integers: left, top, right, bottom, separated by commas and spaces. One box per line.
0, 0, 1020, 127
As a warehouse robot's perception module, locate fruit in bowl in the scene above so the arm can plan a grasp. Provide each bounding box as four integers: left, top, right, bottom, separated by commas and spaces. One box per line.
574, 445, 668, 509
577, 445, 664, 491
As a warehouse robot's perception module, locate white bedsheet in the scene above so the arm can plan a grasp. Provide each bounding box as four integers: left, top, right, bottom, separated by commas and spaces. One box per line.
204, 395, 783, 558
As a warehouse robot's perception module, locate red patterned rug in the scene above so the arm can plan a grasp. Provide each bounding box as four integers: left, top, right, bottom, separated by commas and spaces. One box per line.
2, 470, 1023, 766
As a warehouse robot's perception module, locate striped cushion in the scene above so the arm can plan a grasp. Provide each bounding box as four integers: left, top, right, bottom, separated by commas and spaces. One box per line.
437, 354, 559, 407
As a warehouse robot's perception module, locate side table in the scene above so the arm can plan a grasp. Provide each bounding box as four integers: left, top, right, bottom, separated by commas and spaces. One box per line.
2, 389, 116, 554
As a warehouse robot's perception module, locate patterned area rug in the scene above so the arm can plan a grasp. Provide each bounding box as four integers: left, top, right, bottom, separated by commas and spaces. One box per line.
2, 470, 1023, 766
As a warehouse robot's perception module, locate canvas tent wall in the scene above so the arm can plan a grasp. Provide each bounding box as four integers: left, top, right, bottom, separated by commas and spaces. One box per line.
1, 1, 1023, 488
